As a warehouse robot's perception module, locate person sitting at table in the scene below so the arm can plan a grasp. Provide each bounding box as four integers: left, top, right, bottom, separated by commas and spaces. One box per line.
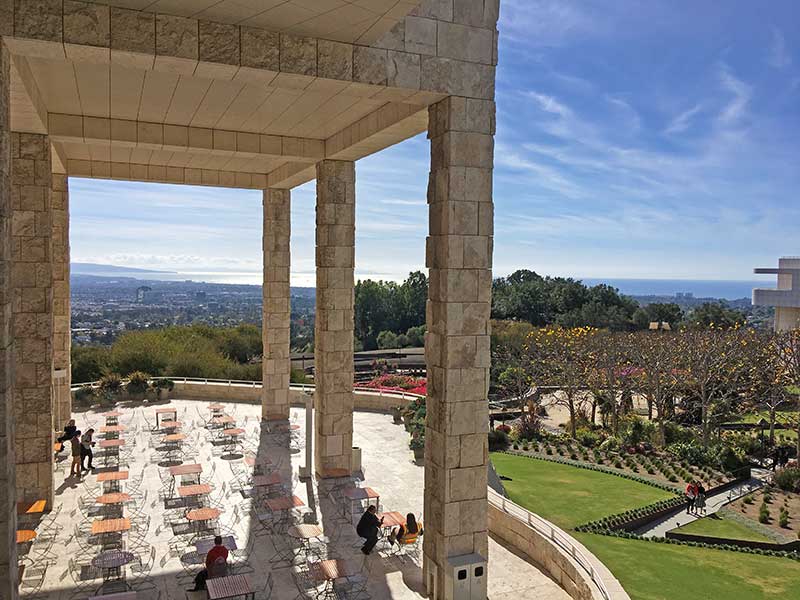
388, 512, 423, 546
68, 430, 82, 479
356, 505, 383, 555
56, 419, 77, 453
187, 535, 229, 592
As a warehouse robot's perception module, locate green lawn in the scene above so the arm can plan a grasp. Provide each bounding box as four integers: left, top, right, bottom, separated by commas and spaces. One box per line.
575, 533, 800, 600
491, 452, 673, 529
491, 452, 800, 600
671, 514, 772, 543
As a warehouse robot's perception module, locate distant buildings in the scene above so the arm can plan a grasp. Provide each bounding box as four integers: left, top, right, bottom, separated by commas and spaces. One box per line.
753, 257, 800, 331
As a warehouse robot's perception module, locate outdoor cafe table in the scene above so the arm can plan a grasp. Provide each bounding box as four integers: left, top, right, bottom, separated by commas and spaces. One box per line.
102, 411, 122, 425
342, 487, 380, 517
17, 500, 46, 517
265, 495, 304, 512
100, 425, 125, 436
309, 559, 358, 595
170, 463, 202, 487
91, 549, 136, 581
178, 484, 213, 505
97, 470, 128, 492
91, 518, 131, 536
288, 524, 323, 558
99, 439, 126, 465
164, 433, 186, 443
195, 535, 237, 555
378, 511, 406, 530
155, 407, 178, 427
252, 472, 282, 489
89, 591, 137, 600
211, 415, 236, 426
160, 420, 182, 430
208, 403, 225, 412
186, 508, 221, 533
206, 574, 254, 600
16, 530, 36, 544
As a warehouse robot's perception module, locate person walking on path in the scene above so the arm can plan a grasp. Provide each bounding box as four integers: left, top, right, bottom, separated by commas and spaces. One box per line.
56, 419, 77, 453
685, 481, 697, 514
356, 505, 383, 555
696, 483, 706, 515
80, 428, 95, 471
69, 431, 82, 479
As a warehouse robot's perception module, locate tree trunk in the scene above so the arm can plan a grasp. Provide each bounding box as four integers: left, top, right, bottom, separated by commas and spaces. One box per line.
701, 399, 709, 449
647, 397, 653, 420
769, 404, 776, 446
591, 398, 597, 426
658, 418, 667, 448
568, 398, 577, 438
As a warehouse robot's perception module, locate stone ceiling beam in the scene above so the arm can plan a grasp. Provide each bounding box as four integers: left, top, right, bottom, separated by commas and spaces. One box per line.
9, 55, 46, 134
2, 1, 496, 101
47, 113, 324, 162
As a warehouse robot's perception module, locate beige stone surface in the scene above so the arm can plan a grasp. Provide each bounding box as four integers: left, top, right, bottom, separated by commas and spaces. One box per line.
51, 173, 70, 428
0, 41, 21, 600
10, 130, 54, 507
262, 189, 291, 421
314, 159, 356, 477
423, 95, 495, 598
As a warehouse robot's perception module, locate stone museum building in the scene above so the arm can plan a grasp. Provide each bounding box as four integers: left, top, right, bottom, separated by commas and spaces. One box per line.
0, 1, 499, 597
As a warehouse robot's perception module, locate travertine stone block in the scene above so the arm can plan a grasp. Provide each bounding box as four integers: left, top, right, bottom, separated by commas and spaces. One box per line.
353, 46, 387, 85
241, 27, 279, 71
0, 0, 12, 35
423, 96, 494, 599
437, 21, 494, 65
14, 0, 62, 42
404, 16, 437, 56
413, 0, 454, 21
64, 1, 109, 47
315, 160, 355, 477
387, 50, 421, 89
10, 131, 54, 510
51, 173, 70, 427
318, 40, 352, 81
0, 43, 21, 600
110, 7, 155, 55
262, 189, 291, 421
453, 0, 500, 28
421, 56, 495, 100
156, 14, 198, 60
280, 34, 316, 76
373, 20, 405, 51
199, 20, 239, 65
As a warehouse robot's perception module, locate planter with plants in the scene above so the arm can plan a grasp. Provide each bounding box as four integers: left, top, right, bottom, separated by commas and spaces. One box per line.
125, 371, 150, 401
390, 405, 404, 424
151, 378, 175, 401
98, 373, 123, 406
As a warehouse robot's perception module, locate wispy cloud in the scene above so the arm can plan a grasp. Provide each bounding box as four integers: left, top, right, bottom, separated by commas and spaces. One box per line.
664, 103, 704, 134
717, 64, 752, 125
768, 28, 791, 68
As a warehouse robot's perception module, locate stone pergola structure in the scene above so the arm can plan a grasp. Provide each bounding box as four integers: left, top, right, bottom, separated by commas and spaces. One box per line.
754, 257, 800, 332
0, 1, 498, 597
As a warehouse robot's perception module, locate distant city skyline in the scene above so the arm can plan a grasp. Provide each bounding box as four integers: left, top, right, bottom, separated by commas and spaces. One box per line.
70, 0, 799, 286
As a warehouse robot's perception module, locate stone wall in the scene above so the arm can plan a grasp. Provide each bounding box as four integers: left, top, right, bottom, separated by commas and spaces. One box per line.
51, 174, 70, 427
261, 189, 291, 421
314, 160, 356, 477
422, 93, 495, 596
0, 39, 20, 600
10, 131, 53, 506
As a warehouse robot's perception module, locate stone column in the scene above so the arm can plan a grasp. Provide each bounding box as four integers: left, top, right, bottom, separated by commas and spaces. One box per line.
262, 189, 291, 421
52, 174, 70, 427
10, 131, 54, 507
314, 160, 355, 477
0, 41, 20, 600
423, 96, 495, 598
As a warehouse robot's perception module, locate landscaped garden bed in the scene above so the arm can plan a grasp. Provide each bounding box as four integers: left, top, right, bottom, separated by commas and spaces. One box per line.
732, 486, 800, 541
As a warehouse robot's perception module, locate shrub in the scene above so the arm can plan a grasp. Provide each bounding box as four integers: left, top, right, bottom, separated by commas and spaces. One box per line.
576, 428, 601, 449
743, 495, 754, 505
496, 424, 512, 434
774, 467, 800, 493
779, 509, 789, 528
74, 384, 96, 404
522, 444, 529, 451
759, 503, 770, 524
614, 460, 623, 469
125, 371, 150, 396
98, 373, 123, 401
545, 447, 553, 455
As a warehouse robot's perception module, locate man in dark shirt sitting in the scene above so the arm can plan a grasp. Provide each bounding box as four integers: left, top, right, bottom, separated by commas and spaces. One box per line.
356, 505, 383, 555
187, 535, 229, 591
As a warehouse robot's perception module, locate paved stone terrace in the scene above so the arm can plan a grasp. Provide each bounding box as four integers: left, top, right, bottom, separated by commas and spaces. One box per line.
20, 398, 568, 600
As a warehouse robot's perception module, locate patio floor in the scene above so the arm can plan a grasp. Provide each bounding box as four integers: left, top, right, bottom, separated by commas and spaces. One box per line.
20, 397, 569, 600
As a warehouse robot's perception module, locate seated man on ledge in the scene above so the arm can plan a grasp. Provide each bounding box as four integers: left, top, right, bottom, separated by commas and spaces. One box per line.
356, 505, 383, 555
187, 535, 229, 591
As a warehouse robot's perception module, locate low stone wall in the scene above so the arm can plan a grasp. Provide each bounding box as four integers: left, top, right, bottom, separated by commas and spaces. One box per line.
488, 501, 630, 600
665, 531, 800, 551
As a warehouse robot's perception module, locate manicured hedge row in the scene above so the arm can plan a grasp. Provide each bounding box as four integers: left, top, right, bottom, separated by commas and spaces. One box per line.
575, 497, 685, 533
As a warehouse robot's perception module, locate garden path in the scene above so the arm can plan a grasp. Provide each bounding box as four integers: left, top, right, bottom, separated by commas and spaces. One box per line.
637, 469, 772, 538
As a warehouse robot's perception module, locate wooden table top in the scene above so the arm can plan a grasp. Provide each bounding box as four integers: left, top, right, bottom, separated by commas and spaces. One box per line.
91, 549, 136, 569
309, 559, 357, 582
222, 428, 245, 436
208, 403, 225, 410
212, 415, 235, 425
17, 500, 46, 515
186, 507, 221, 522
378, 511, 406, 529
89, 591, 137, 600
163, 433, 186, 442
97, 471, 128, 482
288, 524, 323, 539
252, 473, 282, 487
96, 492, 132, 505
265, 495, 304, 511
320, 468, 350, 479
99, 425, 125, 433
206, 574, 253, 599
178, 484, 212, 498
155, 408, 177, 414
160, 420, 181, 428
91, 518, 131, 535
169, 463, 202, 476
99, 439, 126, 448
343, 487, 379, 500
243, 455, 271, 467
102, 411, 122, 418
16, 530, 36, 544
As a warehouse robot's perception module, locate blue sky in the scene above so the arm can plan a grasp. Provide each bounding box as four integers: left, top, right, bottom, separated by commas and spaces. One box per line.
71, 0, 800, 286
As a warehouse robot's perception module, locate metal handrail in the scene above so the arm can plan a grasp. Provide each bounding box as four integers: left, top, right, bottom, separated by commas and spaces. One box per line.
488, 488, 611, 600
72, 377, 426, 402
